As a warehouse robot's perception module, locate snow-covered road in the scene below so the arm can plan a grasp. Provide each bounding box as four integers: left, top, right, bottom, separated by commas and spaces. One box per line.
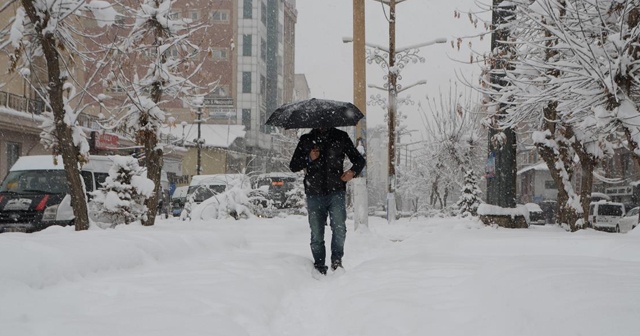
1, 216, 639, 336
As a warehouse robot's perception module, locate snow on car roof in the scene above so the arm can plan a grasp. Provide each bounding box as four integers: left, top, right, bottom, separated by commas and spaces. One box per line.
10, 155, 114, 172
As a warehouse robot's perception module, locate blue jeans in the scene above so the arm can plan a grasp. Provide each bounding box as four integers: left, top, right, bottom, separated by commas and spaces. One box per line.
306, 191, 347, 266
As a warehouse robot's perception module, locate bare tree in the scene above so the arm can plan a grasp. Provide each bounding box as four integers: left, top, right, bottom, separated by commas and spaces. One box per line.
469, 0, 639, 230
101, 0, 215, 226
408, 85, 486, 213
2, 0, 118, 231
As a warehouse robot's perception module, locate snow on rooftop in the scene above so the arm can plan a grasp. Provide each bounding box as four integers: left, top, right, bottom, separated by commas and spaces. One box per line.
161, 123, 245, 149
517, 162, 549, 175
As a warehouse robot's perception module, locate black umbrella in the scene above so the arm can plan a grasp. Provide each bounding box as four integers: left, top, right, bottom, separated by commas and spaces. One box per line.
265, 98, 364, 129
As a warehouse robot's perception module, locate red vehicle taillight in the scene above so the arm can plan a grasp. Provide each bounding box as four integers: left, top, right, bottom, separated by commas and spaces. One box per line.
0, 195, 4, 204
35, 195, 50, 211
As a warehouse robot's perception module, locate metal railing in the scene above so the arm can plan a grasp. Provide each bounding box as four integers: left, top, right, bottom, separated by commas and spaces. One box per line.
0, 91, 45, 115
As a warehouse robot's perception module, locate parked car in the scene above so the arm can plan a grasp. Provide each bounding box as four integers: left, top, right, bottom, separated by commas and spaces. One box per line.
252, 173, 300, 209
540, 200, 557, 224
524, 203, 545, 225
186, 174, 249, 204
588, 201, 626, 232
0, 155, 113, 233
170, 186, 189, 217
618, 206, 639, 233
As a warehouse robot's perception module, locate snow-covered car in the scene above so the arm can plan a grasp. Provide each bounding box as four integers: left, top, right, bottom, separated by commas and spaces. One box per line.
618, 206, 639, 233
588, 201, 625, 233
0, 155, 113, 233
524, 203, 545, 225
251, 173, 300, 209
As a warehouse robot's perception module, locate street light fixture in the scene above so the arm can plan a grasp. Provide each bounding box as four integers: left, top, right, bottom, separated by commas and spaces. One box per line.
367, 79, 426, 93
345, 0, 446, 223
180, 121, 188, 146
187, 96, 206, 176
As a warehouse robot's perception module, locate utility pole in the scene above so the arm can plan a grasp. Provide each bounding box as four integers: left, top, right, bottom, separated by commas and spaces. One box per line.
386, 0, 398, 224
352, 0, 369, 230
195, 106, 203, 175
354, 0, 367, 145
486, 0, 516, 208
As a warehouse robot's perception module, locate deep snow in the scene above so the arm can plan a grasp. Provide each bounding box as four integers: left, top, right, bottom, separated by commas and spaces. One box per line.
1, 215, 639, 336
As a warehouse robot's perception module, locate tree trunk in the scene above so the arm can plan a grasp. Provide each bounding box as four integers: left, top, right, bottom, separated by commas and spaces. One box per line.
443, 187, 448, 207
537, 144, 576, 226
140, 78, 164, 226
139, 19, 169, 227
142, 131, 162, 226
578, 159, 594, 229
536, 103, 577, 229
567, 127, 596, 230
22, 0, 90, 230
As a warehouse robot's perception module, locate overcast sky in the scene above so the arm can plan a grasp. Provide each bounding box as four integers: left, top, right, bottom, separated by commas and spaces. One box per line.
294, 0, 491, 140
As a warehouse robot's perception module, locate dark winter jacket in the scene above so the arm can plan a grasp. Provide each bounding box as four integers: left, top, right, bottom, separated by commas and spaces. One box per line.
289, 128, 366, 196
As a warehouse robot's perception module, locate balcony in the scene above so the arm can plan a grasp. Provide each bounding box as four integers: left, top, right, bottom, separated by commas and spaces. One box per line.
0, 91, 45, 115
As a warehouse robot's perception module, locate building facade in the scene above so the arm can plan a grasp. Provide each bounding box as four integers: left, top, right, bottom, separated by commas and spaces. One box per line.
236, 0, 298, 173
0, 0, 298, 185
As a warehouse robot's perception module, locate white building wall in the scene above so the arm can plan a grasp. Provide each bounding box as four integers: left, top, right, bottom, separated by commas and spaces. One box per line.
237, 0, 270, 146
535, 170, 558, 201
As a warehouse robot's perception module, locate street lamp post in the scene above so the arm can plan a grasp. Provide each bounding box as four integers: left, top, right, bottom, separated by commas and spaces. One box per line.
195, 106, 203, 175
180, 121, 187, 146
345, 0, 446, 223
352, 0, 368, 231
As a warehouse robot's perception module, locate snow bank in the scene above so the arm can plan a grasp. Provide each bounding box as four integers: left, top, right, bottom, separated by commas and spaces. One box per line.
477, 203, 529, 218
0, 221, 246, 290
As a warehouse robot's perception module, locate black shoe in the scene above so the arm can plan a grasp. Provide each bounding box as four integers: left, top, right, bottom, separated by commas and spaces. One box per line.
314, 264, 328, 275
331, 260, 343, 271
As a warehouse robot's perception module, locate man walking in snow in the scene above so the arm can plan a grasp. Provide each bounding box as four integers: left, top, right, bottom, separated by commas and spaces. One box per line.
289, 127, 366, 275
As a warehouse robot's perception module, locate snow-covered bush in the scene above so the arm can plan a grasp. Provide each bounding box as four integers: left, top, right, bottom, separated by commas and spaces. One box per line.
90, 156, 155, 225
456, 168, 482, 217
285, 177, 306, 209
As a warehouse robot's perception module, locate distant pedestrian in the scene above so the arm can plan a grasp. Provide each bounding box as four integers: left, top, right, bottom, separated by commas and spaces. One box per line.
289, 127, 366, 275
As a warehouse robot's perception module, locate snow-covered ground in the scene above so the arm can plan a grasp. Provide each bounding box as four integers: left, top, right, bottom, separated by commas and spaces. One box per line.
1, 215, 639, 336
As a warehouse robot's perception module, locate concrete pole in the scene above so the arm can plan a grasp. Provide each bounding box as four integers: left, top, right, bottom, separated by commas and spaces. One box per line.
354, 0, 367, 143
386, 0, 398, 224
352, 0, 369, 230
196, 106, 202, 175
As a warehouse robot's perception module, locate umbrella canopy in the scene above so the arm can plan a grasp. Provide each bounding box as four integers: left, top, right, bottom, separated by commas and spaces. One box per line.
265, 98, 364, 129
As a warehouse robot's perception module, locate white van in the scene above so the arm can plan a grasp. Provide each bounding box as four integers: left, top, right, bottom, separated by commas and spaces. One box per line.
0, 155, 113, 233
589, 201, 626, 232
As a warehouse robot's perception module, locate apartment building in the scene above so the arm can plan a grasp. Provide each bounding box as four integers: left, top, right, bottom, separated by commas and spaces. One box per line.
1, 0, 297, 181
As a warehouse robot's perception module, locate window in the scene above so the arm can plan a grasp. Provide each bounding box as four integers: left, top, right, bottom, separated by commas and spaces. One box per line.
242, 109, 251, 130
261, 2, 267, 25
260, 38, 267, 61
190, 11, 200, 20
211, 86, 228, 97
81, 171, 94, 192
168, 11, 180, 20
622, 153, 632, 177
94, 173, 109, 189
598, 204, 623, 216
211, 48, 228, 61
243, 0, 252, 19
6, 142, 20, 173
544, 180, 557, 189
106, 85, 125, 93
260, 75, 266, 95
115, 14, 125, 25
210, 10, 230, 23
242, 72, 252, 93
243, 34, 252, 56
